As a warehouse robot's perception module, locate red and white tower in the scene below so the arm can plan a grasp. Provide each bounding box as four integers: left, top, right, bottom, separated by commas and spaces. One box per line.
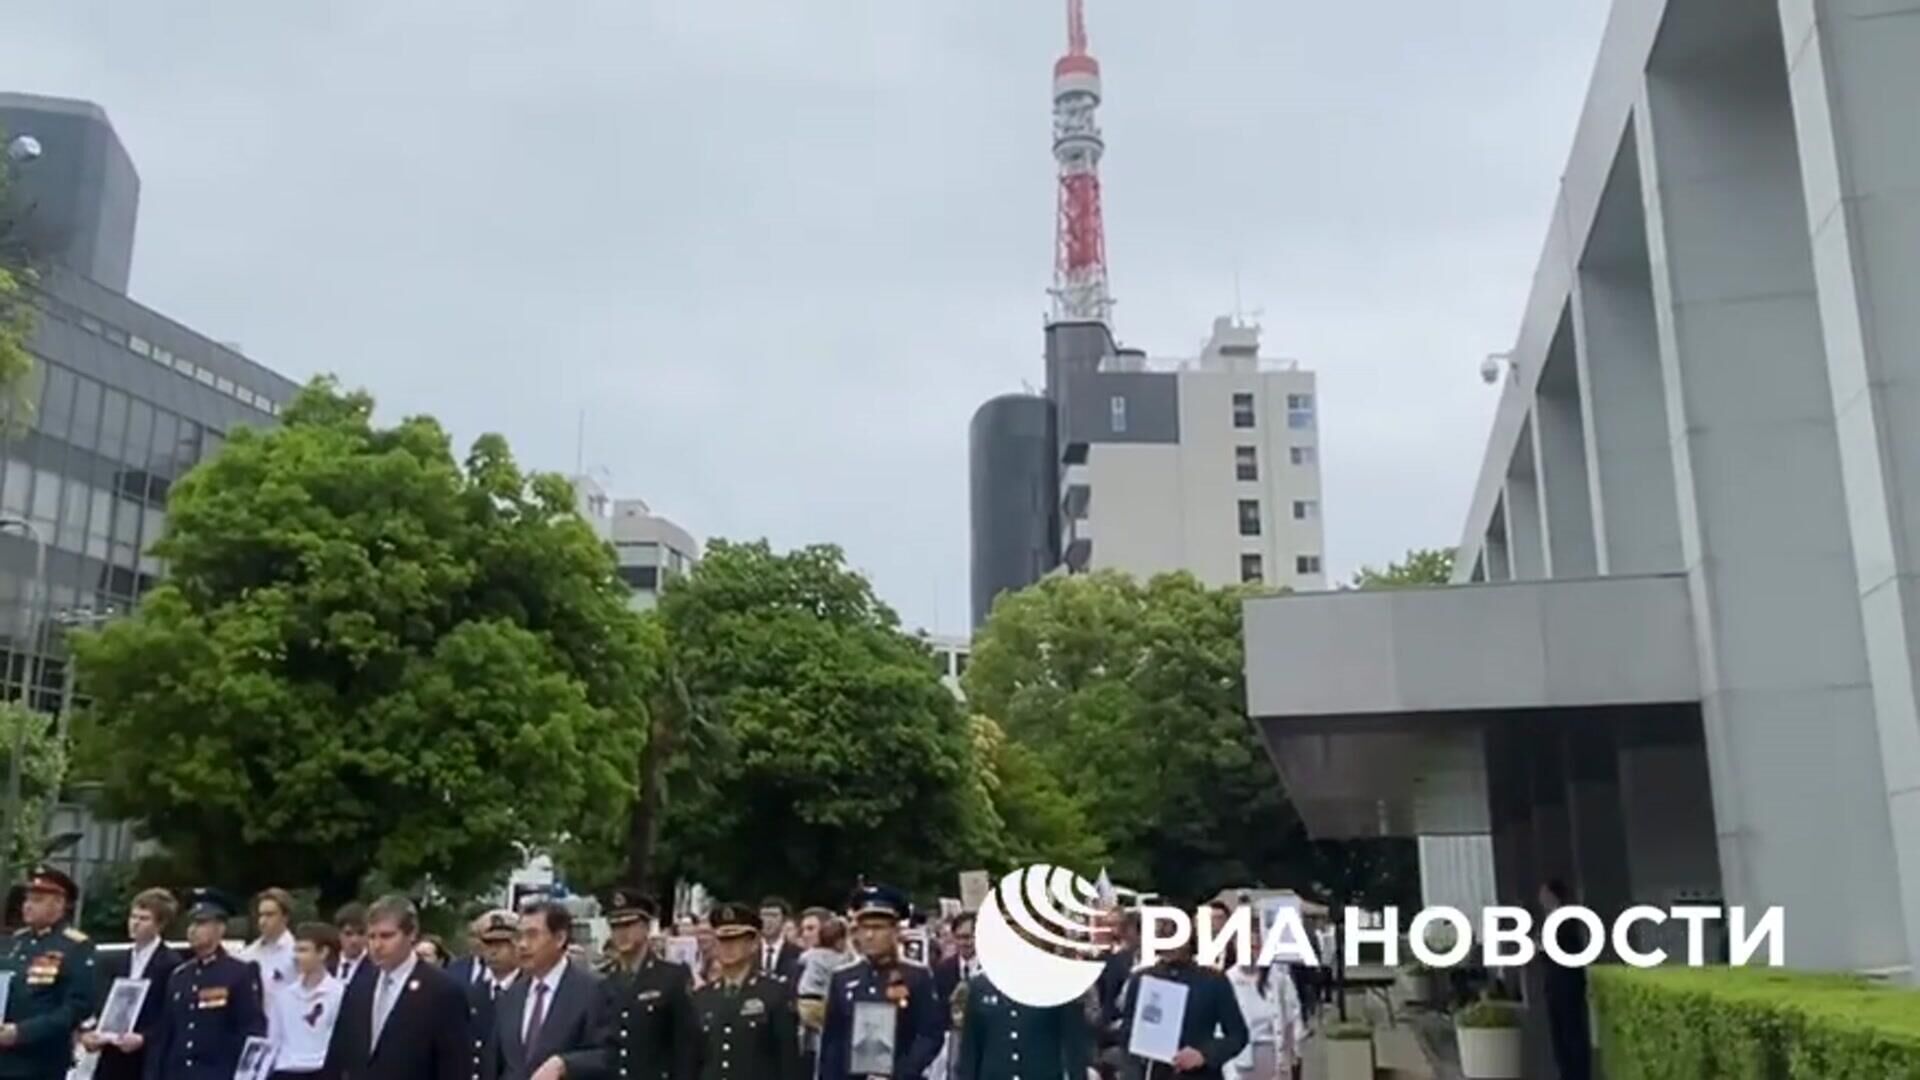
1050, 0, 1114, 325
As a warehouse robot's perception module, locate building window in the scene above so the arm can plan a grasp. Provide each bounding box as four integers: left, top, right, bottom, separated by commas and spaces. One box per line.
618, 564, 661, 590
1237, 499, 1262, 537
1234, 445, 1259, 482
1293, 499, 1319, 521
1290, 445, 1317, 466
1110, 395, 1128, 434
1232, 392, 1256, 429
128, 335, 152, 358
1297, 554, 1323, 575
1240, 553, 1264, 584
1287, 393, 1316, 430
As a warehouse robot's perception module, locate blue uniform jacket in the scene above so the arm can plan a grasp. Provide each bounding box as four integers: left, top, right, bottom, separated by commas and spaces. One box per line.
0, 923, 96, 1079
142, 949, 266, 1080
818, 959, 942, 1080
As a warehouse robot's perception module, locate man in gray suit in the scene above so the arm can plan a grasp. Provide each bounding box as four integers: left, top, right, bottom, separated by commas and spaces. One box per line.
489, 902, 606, 1080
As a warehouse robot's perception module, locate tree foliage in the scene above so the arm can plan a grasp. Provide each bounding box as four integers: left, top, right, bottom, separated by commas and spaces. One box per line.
640, 540, 995, 904
0, 702, 67, 870
964, 571, 1315, 904
71, 379, 651, 907
0, 133, 39, 410
1351, 548, 1454, 589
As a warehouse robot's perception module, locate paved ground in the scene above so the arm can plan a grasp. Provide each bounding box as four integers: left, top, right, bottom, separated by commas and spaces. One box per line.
1297, 992, 1458, 1080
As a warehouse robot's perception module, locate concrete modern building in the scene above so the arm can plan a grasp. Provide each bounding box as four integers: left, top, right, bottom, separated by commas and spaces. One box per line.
2, 93, 301, 888
1241, 0, 1920, 1015
970, 316, 1324, 626
573, 474, 698, 611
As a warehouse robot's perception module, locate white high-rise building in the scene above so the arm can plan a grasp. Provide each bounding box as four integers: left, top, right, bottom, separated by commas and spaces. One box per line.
1060, 316, 1326, 592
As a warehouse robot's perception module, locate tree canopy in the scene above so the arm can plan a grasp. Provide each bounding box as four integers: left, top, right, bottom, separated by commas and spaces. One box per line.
71, 379, 651, 906
637, 540, 998, 903
1351, 547, 1454, 589
0, 138, 38, 406
963, 571, 1314, 903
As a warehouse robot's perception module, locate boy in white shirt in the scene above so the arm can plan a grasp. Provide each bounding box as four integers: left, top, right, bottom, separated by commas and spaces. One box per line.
266, 922, 346, 1079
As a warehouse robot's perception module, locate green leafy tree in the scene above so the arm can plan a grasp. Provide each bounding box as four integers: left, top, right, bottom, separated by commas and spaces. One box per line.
640, 540, 995, 903
969, 715, 1106, 872
70, 379, 652, 907
1, 130, 40, 409
1351, 548, 1454, 589
0, 702, 67, 870
964, 571, 1318, 903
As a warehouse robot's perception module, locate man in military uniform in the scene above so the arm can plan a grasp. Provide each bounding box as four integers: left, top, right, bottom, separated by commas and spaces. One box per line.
818, 885, 943, 1080
0, 865, 95, 1080
142, 888, 268, 1080
691, 903, 799, 1080
466, 910, 521, 1080
956, 972, 1090, 1080
590, 887, 698, 1080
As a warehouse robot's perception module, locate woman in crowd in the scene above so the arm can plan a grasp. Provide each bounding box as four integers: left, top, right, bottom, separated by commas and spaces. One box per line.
414, 934, 451, 967
1224, 940, 1306, 1080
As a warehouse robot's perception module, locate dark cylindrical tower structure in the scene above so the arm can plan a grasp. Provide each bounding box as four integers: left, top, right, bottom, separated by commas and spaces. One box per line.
970, 394, 1059, 628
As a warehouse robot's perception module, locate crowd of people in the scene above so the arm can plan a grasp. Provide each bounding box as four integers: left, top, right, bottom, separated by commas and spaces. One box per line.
0, 867, 1320, 1080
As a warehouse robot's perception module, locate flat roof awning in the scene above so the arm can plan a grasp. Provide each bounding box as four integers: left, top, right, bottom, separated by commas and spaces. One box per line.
1242, 574, 1699, 837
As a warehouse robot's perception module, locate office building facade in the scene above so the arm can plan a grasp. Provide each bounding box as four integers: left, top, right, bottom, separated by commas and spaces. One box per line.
970, 316, 1324, 626
572, 474, 698, 611
1241, 0, 1920, 1019
2, 94, 299, 716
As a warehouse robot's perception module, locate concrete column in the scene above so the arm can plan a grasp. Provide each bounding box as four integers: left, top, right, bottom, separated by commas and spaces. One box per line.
1565, 718, 1633, 926
1636, 9, 1907, 970
1528, 725, 1576, 892
1779, 0, 1920, 978
1573, 245, 1684, 575
1505, 431, 1548, 580
1535, 329, 1600, 578
1486, 508, 1513, 583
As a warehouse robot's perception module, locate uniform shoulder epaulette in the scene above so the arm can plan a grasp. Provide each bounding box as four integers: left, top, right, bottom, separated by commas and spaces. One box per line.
10, 927, 25, 938
64, 927, 88, 942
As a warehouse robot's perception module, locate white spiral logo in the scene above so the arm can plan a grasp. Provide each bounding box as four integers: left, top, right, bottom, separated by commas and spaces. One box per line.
975, 864, 1112, 1006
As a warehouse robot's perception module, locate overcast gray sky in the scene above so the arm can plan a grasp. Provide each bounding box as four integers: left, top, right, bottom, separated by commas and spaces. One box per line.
4, 0, 1612, 636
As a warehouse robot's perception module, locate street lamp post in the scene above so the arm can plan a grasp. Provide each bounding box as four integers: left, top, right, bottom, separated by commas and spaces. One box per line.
0, 516, 46, 892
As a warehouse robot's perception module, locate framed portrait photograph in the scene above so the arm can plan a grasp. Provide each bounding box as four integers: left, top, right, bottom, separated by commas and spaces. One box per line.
899, 929, 928, 967
234, 1036, 275, 1080
1126, 975, 1188, 1065
850, 1000, 898, 1075
665, 935, 701, 971
98, 977, 152, 1037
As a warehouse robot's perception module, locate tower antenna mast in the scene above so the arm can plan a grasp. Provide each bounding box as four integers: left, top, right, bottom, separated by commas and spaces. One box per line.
1049, 0, 1114, 325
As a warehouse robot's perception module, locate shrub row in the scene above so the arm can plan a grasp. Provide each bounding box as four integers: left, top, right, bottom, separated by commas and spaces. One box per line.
1591, 965, 1920, 1079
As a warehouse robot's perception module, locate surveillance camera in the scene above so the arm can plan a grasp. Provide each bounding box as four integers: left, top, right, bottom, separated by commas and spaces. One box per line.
1479, 356, 1502, 385
5, 135, 42, 164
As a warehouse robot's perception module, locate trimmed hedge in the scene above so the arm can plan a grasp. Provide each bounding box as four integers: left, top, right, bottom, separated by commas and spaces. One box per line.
1591, 966, 1920, 1079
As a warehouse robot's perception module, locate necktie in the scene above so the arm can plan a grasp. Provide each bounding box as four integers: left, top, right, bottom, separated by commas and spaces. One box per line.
525, 981, 550, 1047
372, 974, 397, 1047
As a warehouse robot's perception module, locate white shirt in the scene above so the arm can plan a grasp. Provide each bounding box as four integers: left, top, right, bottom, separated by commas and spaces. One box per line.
127, 938, 162, 982
271, 972, 345, 1070
520, 962, 568, 1042
372, 955, 420, 1048
337, 952, 366, 986
245, 933, 298, 999
1223, 967, 1306, 1078
484, 969, 520, 1000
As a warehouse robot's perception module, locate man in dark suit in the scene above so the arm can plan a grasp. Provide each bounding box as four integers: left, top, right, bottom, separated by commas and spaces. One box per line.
929, 913, 976, 1007
447, 911, 491, 992
142, 888, 267, 1080
754, 899, 802, 984
331, 903, 373, 990
488, 901, 604, 1080
465, 911, 523, 1080
80, 887, 184, 1080
1114, 911, 1246, 1080
323, 893, 471, 1080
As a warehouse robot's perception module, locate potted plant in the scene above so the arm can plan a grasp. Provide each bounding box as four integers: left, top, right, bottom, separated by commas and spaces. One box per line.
1322, 1019, 1375, 1080
1397, 959, 1443, 1005
1455, 999, 1524, 1079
